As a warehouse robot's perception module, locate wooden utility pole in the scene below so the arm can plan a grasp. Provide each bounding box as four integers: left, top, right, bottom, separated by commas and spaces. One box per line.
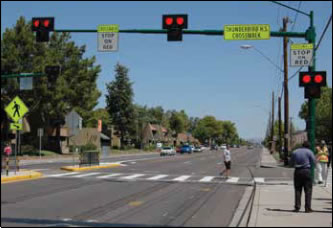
283, 17, 290, 166
271, 91, 275, 154
278, 97, 283, 159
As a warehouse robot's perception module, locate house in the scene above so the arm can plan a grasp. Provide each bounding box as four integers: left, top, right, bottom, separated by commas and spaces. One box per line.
142, 123, 172, 146
175, 133, 200, 146
291, 130, 308, 149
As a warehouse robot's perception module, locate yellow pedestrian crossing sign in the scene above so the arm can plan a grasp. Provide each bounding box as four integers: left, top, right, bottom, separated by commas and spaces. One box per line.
5, 96, 29, 123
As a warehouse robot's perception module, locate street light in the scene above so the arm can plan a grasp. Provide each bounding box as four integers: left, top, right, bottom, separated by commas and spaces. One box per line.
240, 45, 284, 73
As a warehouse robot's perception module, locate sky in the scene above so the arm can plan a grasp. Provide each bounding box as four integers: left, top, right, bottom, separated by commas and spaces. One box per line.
1, 1, 332, 140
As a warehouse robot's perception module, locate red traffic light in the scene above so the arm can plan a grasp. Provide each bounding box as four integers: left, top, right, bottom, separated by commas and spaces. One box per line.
314, 74, 323, 84
176, 17, 184, 25
32, 17, 54, 32
165, 17, 173, 26
163, 14, 188, 30
302, 75, 312, 84
43, 19, 50, 27
33, 20, 40, 28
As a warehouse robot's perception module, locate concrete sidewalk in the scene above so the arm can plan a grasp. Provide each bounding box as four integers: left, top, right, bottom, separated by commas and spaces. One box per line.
260, 148, 280, 167
248, 184, 332, 227
247, 148, 332, 227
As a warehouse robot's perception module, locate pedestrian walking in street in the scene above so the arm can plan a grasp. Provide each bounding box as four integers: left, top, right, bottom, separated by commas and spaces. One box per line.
221, 145, 232, 179
290, 141, 316, 213
316, 140, 329, 185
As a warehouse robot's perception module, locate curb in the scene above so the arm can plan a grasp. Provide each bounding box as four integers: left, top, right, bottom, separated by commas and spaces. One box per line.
229, 186, 254, 227
1, 171, 43, 184
60, 163, 121, 172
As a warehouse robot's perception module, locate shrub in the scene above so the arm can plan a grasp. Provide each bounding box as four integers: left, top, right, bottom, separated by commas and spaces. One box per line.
21, 145, 37, 156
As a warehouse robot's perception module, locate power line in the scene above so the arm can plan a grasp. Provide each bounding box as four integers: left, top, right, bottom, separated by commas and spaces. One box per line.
291, 1, 302, 32
315, 15, 332, 51
289, 1, 302, 45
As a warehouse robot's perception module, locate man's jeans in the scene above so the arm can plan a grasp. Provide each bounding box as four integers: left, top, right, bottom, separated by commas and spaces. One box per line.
294, 169, 313, 210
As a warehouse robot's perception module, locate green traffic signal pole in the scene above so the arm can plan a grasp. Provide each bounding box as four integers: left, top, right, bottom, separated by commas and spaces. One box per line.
1, 73, 45, 79
307, 11, 317, 181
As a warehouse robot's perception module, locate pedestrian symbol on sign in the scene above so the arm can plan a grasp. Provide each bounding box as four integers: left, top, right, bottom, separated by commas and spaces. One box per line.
5, 96, 29, 123
13, 101, 21, 118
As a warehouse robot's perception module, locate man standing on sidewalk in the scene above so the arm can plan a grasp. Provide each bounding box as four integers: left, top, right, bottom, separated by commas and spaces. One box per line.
290, 141, 316, 213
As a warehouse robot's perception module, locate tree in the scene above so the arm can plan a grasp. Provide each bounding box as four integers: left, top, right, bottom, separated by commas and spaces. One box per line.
193, 116, 222, 144
169, 111, 186, 136
1, 17, 101, 152
221, 121, 238, 145
105, 63, 135, 149
85, 108, 111, 133
299, 87, 332, 142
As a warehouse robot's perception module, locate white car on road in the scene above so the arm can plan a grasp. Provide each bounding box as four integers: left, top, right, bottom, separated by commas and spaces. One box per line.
160, 147, 176, 156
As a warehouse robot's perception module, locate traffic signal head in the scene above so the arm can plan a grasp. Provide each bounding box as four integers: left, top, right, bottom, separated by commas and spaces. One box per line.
299, 71, 327, 87
45, 65, 60, 88
32, 17, 54, 42
305, 86, 321, 99
162, 14, 188, 41
299, 71, 327, 99
32, 17, 54, 31
163, 14, 188, 29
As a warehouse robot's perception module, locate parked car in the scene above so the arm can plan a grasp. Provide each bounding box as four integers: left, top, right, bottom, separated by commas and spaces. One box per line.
193, 146, 202, 153
176, 146, 182, 153
211, 145, 218, 150
180, 145, 192, 154
221, 144, 227, 151
160, 147, 176, 156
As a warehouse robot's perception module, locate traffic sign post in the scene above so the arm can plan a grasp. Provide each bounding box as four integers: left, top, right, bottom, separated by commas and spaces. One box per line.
291, 43, 313, 67
98, 24, 119, 52
5, 97, 29, 174
38, 128, 44, 159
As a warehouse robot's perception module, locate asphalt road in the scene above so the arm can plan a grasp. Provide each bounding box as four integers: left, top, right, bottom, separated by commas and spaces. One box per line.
1, 147, 292, 227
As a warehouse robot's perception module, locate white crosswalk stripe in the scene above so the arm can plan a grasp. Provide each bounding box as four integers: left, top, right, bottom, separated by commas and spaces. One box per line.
48, 172, 80, 177
72, 172, 101, 178
96, 173, 123, 179
121, 174, 145, 180
254, 178, 265, 183
199, 176, 215, 183
147, 175, 169, 181
226, 177, 239, 183
172, 175, 191, 182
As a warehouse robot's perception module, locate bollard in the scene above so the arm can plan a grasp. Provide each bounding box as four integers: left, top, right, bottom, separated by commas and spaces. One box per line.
6, 157, 9, 176
17, 156, 20, 172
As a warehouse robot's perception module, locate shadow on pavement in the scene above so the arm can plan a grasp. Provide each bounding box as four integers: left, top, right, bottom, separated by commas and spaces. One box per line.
1, 217, 169, 227
266, 208, 332, 214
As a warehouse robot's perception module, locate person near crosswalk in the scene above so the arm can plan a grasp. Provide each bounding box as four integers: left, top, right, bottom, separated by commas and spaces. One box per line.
221, 145, 232, 179
290, 141, 316, 213
316, 140, 329, 185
